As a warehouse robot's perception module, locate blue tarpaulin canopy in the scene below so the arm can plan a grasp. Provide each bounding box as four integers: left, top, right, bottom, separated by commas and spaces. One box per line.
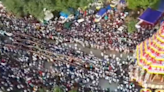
60, 12, 69, 18
158, 0, 164, 12
139, 8, 163, 25
97, 8, 107, 16
106, 5, 111, 10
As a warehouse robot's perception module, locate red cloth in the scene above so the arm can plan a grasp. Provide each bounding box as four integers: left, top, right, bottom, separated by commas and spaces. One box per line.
39, 71, 43, 76
109, 66, 112, 70
1, 59, 5, 63
28, 80, 31, 84
108, 39, 113, 44
84, 11, 87, 16
50, 35, 53, 39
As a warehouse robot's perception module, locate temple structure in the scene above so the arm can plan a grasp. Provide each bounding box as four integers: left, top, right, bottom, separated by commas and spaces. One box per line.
129, 23, 164, 90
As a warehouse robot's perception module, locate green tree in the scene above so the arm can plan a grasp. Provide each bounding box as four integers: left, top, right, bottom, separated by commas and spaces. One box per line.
79, 0, 92, 10
53, 86, 63, 92
1, 0, 93, 20
54, 0, 92, 14
69, 90, 77, 92
127, 19, 137, 33
41, 0, 56, 11
24, 0, 45, 19
69, 88, 78, 92
1, 0, 25, 17
126, 0, 160, 10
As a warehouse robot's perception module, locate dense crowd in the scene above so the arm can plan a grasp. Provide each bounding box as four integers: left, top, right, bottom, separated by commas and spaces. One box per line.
0, 5, 154, 92
0, 6, 156, 53
0, 43, 138, 92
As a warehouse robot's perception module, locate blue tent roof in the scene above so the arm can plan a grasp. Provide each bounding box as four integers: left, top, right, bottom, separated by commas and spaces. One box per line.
158, 0, 164, 12
106, 5, 111, 10
139, 8, 163, 25
97, 8, 107, 16
60, 12, 69, 18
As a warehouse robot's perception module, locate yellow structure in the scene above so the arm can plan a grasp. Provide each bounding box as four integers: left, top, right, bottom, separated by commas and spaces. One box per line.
129, 24, 164, 90
155, 90, 164, 92
140, 88, 152, 92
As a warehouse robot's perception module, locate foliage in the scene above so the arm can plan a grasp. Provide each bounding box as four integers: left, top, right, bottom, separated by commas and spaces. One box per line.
150, 0, 160, 10
68, 90, 77, 92
126, 0, 160, 10
54, 0, 92, 14
1, 0, 93, 20
68, 88, 78, 92
127, 19, 137, 33
25, 0, 45, 19
1, 0, 25, 17
53, 86, 63, 92
38, 87, 47, 92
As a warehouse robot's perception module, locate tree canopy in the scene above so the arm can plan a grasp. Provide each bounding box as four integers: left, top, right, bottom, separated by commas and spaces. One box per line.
53, 86, 63, 92
126, 0, 160, 10
127, 19, 137, 33
1, 0, 93, 20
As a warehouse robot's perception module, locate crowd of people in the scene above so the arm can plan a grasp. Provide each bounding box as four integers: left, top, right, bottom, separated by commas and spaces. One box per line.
0, 5, 156, 53
0, 42, 138, 92
0, 4, 155, 92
